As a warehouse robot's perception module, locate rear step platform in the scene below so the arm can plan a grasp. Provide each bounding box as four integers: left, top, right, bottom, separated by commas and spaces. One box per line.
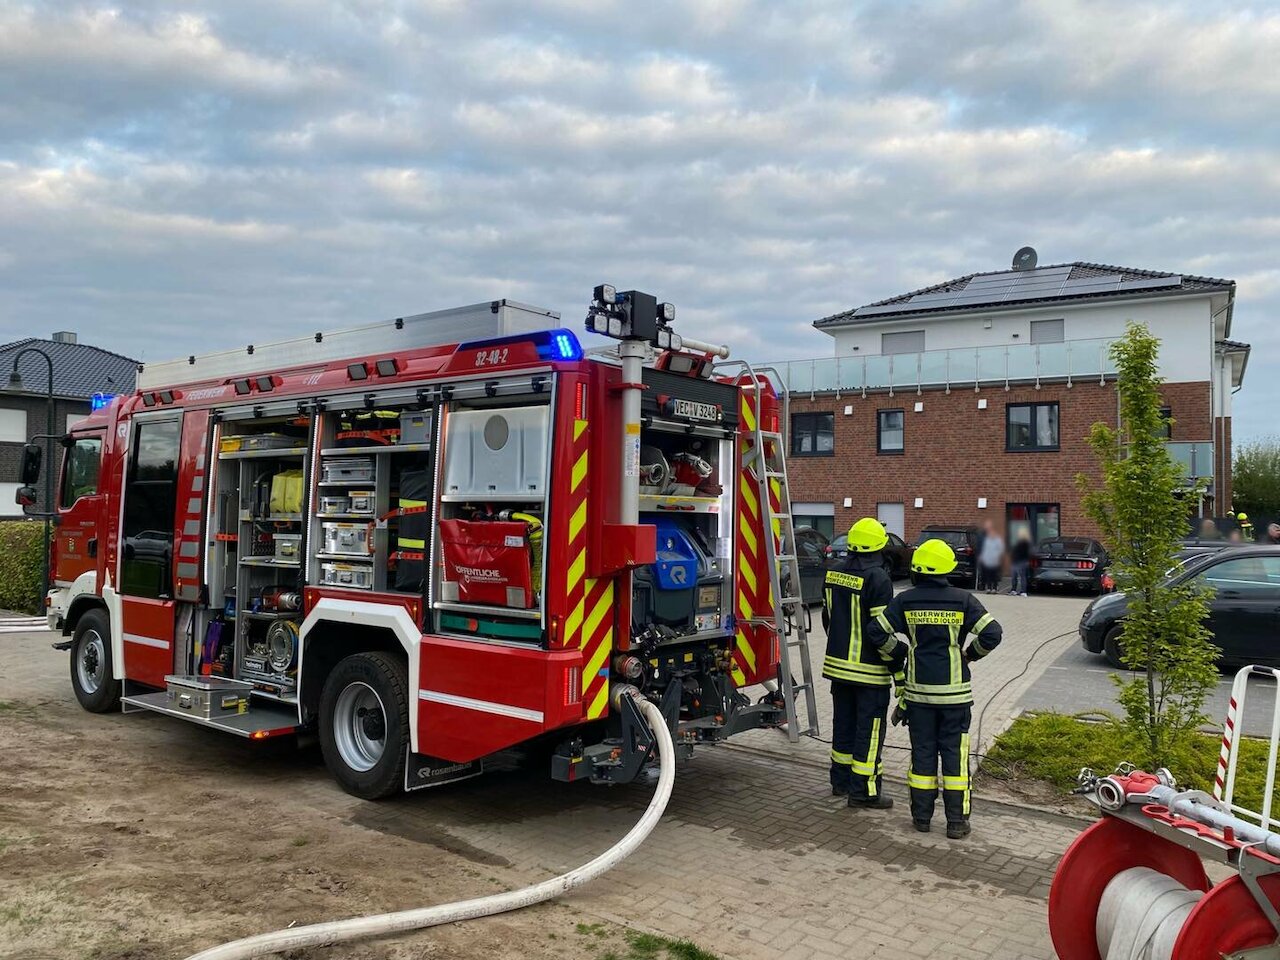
123, 691, 298, 738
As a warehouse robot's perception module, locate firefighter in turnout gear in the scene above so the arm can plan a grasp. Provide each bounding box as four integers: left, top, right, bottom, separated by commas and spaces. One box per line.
821, 517, 900, 809
867, 538, 1003, 838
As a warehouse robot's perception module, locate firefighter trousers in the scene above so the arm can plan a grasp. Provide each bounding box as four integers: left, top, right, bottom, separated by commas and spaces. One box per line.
830, 682, 890, 800
906, 704, 972, 824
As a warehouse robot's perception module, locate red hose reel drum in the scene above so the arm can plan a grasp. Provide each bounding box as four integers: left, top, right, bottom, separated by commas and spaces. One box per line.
1049, 815, 1280, 959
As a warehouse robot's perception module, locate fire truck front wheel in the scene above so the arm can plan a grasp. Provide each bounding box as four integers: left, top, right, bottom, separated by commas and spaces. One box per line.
319, 652, 409, 799
70, 609, 121, 713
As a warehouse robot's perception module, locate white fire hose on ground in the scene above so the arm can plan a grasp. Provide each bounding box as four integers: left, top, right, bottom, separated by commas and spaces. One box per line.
185, 691, 676, 960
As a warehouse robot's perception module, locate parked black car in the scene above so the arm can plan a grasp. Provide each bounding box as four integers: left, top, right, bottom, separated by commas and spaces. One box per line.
1079, 546, 1280, 668
791, 525, 831, 605
919, 524, 981, 586
1030, 538, 1110, 594
824, 531, 913, 580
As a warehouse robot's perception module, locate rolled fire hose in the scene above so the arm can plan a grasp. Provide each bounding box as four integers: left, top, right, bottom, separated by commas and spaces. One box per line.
1095, 867, 1201, 960
185, 692, 676, 960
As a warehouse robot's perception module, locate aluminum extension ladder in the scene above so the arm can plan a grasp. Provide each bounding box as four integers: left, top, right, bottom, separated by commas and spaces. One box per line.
718, 361, 821, 741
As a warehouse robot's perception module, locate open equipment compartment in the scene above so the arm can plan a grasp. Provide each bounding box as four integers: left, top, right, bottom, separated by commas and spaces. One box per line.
432, 382, 552, 645
632, 365, 739, 646
311, 394, 438, 596
208, 409, 312, 701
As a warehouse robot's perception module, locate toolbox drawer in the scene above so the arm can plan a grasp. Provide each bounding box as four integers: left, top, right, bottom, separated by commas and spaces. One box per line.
322, 521, 372, 556
321, 458, 375, 483
164, 675, 251, 719
320, 561, 374, 590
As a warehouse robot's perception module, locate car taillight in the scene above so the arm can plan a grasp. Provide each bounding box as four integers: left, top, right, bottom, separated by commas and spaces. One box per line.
1077, 560, 1095, 570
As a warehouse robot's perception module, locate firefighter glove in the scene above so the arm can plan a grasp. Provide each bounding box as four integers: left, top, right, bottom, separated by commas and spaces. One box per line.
891, 702, 909, 727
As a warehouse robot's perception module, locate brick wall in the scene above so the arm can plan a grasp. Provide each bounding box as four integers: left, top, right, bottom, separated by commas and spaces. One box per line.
785, 379, 1220, 542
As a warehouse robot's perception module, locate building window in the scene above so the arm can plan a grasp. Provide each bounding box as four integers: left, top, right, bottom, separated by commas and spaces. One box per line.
1007, 503, 1060, 545
877, 409, 904, 454
1006, 402, 1059, 452
793, 503, 836, 541
881, 330, 925, 355
0, 408, 27, 443
791, 412, 834, 457
1030, 319, 1064, 344
1158, 406, 1173, 440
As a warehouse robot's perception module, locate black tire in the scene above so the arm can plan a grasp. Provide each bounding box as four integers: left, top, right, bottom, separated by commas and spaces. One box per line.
318, 652, 409, 799
70, 608, 121, 713
1103, 625, 1128, 670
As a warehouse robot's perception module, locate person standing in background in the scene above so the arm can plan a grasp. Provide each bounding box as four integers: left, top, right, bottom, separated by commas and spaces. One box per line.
1267, 522, 1280, 545
1009, 530, 1032, 597
977, 521, 1003, 594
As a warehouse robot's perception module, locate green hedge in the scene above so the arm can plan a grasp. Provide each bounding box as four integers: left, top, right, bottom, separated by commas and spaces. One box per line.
0, 520, 47, 614
985, 712, 1272, 813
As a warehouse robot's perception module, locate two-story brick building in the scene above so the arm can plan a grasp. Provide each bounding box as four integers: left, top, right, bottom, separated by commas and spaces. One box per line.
769, 255, 1250, 545
0, 333, 137, 516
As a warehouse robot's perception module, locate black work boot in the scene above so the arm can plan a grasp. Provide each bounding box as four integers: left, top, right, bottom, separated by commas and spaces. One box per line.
946, 820, 971, 840
913, 819, 931, 833
848, 794, 894, 810
831, 785, 848, 797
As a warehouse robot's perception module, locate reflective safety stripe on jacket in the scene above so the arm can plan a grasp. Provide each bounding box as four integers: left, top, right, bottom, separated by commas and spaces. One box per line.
821, 556, 896, 687
867, 576, 1003, 706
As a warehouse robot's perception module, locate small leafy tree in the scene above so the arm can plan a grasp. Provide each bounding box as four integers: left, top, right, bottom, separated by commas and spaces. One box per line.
1233, 438, 1280, 521
1076, 322, 1218, 770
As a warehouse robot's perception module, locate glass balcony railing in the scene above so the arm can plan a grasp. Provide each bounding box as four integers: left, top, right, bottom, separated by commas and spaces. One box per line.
769, 337, 1119, 394
1166, 441, 1214, 481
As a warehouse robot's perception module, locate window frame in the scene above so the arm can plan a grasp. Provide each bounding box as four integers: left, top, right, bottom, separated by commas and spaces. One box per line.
1006, 401, 1060, 453
877, 408, 905, 455
1030, 319, 1065, 344
790, 412, 835, 458
0, 407, 27, 444
881, 330, 926, 356
1158, 406, 1173, 440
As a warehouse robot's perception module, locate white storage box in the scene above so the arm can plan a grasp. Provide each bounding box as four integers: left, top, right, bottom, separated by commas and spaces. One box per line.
319, 495, 350, 515
348, 491, 375, 514
320, 561, 374, 590
443, 406, 549, 498
322, 521, 372, 556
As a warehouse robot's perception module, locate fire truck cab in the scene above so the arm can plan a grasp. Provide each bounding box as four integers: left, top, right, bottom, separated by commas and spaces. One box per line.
34, 290, 809, 798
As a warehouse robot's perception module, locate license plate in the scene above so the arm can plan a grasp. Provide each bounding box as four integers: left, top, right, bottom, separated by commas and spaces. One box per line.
670, 399, 721, 422
1043, 560, 1075, 568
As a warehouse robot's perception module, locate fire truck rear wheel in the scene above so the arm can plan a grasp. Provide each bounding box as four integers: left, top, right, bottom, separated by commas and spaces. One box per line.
70, 609, 121, 713
319, 652, 409, 799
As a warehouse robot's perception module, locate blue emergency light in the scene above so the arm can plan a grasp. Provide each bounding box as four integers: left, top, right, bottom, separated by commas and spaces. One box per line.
457, 328, 583, 363
90, 392, 118, 411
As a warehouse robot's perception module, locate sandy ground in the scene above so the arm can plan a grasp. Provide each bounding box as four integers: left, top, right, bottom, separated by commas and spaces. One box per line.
0, 695, 630, 960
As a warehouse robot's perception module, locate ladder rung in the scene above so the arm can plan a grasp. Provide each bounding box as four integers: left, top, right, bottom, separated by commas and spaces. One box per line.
778, 595, 804, 605
774, 554, 797, 562
765, 470, 785, 479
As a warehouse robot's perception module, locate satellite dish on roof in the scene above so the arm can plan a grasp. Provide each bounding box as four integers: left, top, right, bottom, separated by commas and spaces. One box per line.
1012, 246, 1038, 271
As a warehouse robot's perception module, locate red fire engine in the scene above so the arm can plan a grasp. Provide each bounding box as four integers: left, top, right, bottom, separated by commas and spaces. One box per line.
23, 288, 817, 798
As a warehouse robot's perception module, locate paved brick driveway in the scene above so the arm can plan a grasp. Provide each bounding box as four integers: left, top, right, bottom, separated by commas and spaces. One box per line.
1, 605, 1088, 960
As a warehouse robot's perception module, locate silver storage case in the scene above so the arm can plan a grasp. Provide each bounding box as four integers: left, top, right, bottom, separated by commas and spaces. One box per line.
443, 406, 549, 497
319, 495, 350, 515
164, 675, 251, 719
399, 411, 433, 445
242, 433, 305, 451
320, 561, 374, 590
321, 458, 375, 483
322, 521, 372, 556
348, 491, 375, 514
273, 533, 302, 560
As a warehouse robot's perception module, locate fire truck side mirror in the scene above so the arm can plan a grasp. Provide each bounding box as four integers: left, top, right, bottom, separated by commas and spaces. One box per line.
19, 443, 42, 485
15, 485, 37, 509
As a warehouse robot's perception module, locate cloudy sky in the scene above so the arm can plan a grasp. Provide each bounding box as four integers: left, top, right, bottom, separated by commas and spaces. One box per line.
1, 1, 1276, 438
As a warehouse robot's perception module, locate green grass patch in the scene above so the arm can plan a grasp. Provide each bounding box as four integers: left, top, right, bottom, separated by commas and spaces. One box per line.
569, 923, 720, 960
985, 712, 1273, 809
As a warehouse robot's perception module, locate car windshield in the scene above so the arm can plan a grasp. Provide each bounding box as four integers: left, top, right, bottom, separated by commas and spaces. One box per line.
1040, 539, 1094, 554
1167, 553, 1219, 579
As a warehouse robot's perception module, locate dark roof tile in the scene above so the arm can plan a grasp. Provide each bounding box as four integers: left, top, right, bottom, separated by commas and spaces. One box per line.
0, 338, 138, 399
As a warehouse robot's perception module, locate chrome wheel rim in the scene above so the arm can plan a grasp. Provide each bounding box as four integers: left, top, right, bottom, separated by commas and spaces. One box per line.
77, 630, 106, 695
333, 681, 387, 772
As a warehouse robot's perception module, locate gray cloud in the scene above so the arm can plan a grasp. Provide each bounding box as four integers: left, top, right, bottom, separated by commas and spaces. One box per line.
0, 0, 1275, 440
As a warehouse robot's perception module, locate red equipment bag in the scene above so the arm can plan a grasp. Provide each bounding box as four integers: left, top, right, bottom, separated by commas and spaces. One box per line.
439, 519, 534, 608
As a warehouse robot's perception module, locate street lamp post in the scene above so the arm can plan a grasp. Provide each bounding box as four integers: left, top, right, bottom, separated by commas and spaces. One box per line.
9, 347, 55, 609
